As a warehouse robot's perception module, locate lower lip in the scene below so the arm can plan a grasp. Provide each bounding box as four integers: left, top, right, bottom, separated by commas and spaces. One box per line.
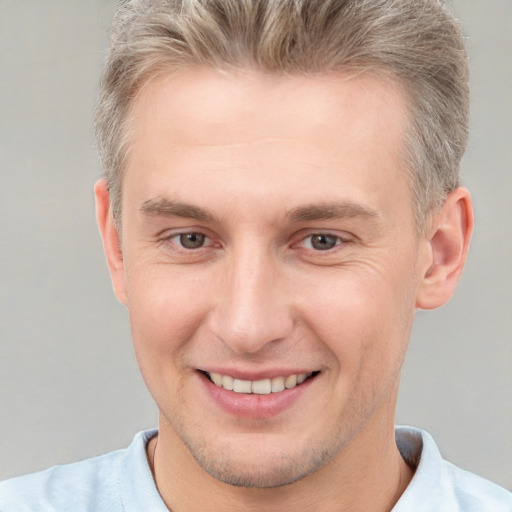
199, 372, 317, 419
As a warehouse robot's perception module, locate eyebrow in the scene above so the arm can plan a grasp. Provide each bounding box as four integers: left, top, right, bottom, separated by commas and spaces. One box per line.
285, 202, 380, 223
140, 197, 379, 224
140, 198, 214, 222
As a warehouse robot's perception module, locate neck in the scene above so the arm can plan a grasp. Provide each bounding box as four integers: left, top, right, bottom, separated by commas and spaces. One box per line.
147, 411, 414, 512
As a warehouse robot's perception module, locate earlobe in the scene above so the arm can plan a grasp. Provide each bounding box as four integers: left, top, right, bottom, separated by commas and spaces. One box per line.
415, 187, 474, 310
94, 179, 127, 305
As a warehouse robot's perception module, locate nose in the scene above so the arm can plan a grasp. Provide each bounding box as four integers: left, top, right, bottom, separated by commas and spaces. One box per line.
208, 244, 295, 354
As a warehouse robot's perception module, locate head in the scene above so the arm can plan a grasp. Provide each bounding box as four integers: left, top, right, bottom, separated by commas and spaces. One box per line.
95, 0, 470, 233
94, 0, 473, 493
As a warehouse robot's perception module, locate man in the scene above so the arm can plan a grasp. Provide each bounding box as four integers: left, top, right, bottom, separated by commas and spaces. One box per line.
1, 0, 511, 510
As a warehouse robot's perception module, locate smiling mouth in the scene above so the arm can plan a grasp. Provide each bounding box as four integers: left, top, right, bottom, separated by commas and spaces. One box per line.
203, 371, 320, 395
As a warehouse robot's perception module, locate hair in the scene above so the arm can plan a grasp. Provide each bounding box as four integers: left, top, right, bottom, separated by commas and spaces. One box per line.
95, 0, 469, 231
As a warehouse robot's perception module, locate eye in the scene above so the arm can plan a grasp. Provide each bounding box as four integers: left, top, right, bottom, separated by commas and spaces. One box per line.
303, 234, 341, 251
175, 232, 207, 249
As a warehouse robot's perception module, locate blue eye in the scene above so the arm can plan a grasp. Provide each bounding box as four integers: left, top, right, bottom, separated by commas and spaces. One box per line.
178, 233, 206, 249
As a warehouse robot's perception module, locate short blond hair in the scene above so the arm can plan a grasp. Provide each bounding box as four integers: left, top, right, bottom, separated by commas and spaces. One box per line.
95, 0, 469, 230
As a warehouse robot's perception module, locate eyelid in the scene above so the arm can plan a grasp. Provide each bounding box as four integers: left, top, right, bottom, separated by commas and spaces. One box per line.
300, 234, 340, 249
293, 230, 354, 251
160, 229, 216, 249
158, 228, 353, 251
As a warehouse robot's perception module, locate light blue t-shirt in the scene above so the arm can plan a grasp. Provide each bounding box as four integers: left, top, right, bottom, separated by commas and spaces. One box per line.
1, 427, 511, 511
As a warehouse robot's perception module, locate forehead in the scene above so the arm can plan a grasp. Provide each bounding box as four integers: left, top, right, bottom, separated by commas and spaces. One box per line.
123, 67, 411, 221
128, 67, 408, 148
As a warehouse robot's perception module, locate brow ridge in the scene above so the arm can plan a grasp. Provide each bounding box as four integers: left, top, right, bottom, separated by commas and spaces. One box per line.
140, 198, 214, 222
286, 202, 380, 222
140, 198, 379, 224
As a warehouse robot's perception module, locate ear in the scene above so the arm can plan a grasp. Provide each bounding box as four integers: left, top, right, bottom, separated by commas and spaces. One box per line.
415, 187, 474, 310
94, 179, 127, 305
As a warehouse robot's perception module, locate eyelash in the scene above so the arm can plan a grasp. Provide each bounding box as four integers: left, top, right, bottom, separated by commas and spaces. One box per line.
296, 233, 345, 251
162, 231, 349, 253
165, 232, 214, 250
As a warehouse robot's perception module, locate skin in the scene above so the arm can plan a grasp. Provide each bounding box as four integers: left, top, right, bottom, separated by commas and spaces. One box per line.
95, 68, 473, 511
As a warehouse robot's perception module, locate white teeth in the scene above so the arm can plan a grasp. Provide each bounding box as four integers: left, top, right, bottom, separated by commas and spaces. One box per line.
285, 374, 297, 388
271, 376, 285, 392
233, 379, 252, 393
221, 375, 234, 390
252, 379, 272, 395
210, 373, 222, 386
207, 372, 314, 394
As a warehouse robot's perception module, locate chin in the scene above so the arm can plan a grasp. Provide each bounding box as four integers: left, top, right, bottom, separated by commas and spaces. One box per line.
184, 436, 335, 488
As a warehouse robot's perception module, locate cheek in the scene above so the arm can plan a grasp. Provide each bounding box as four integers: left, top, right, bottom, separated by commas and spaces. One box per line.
298, 264, 416, 373
123, 262, 212, 388
125, 256, 210, 332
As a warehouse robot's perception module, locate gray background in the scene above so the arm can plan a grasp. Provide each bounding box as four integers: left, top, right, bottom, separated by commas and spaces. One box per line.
1, 0, 511, 489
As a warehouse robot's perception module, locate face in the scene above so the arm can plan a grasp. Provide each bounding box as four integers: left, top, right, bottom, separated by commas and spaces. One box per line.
107, 68, 429, 487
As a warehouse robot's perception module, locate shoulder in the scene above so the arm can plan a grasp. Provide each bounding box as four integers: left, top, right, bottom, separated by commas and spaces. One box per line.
441, 459, 512, 512
0, 451, 123, 512
0, 430, 158, 512
394, 426, 512, 512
